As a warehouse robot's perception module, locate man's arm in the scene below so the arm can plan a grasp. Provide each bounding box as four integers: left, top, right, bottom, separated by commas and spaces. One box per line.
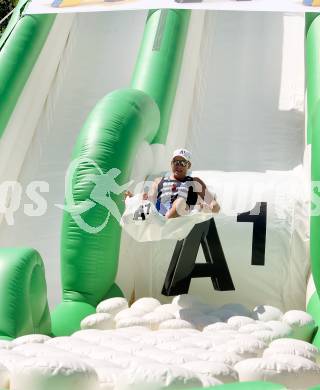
145, 177, 162, 203
193, 177, 220, 213
124, 177, 161, 202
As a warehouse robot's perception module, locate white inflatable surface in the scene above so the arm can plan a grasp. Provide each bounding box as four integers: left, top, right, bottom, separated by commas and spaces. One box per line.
2, 296, 318, 389
3, 298, 317, 388
282, 310, 316, 340
11, 356, 99, 390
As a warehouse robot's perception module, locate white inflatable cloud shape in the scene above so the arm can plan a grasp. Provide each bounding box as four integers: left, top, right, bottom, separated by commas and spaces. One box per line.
235, 354, 320, 389
96, 297, 128, 316
11, 356, 99, 390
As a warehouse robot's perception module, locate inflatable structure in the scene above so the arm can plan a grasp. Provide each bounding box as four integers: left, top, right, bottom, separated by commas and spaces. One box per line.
0, 3, 320, 389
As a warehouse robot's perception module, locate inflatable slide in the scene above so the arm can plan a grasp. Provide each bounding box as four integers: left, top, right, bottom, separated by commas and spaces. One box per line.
0, 3, 320, 389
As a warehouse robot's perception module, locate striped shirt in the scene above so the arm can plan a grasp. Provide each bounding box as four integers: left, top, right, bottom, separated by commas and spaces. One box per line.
156, 176, 198, 216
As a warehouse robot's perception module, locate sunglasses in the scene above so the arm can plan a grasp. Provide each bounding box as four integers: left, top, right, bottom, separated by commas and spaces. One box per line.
172, 159, 188, 167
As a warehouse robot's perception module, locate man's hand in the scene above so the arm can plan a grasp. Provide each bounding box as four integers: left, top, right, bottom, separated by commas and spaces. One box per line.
193, 177, 220, 213
199, 199, 220, 213
209, 199, 220, 213
124, 190, 133, 200
124, 191, 150, 201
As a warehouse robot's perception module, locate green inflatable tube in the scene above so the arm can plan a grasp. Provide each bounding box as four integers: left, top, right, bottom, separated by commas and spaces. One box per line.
51, 301, 96, 337
131, 9, 190, 144
53, 88, 159, 335
305, 12, 320, 37
0, 0, 30, 47
307, 290, 320, 347
0, 248, 51, 339
0, 12, 55, 138
306, 15, 320, 325
306, 14, 320, 144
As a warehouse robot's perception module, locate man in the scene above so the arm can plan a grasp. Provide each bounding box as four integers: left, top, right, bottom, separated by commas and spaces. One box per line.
126, 148, 220, 219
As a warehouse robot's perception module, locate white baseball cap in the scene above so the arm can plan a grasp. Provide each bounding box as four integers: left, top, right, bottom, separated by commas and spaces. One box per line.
172, 148, 192, 163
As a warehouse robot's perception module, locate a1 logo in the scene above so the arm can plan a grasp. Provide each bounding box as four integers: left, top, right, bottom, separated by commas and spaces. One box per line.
133, 202, 152, 221
162, 202, 267, 296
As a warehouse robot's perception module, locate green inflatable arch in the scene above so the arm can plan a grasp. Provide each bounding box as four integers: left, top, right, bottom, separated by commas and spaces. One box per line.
0, 248, 51, 339
306, 12, 320, 348
52, 88, 160, 336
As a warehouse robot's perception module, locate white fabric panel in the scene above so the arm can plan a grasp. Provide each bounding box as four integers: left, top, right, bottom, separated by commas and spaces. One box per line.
186, 12, 305, 172
96, 297, 129, 316
0, 11, 147, 308
279, 13, 305, 112
11, 356, 99, 390
150, 11, 206, 174
81, 313, 115, 330
234, 355, 320, 388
